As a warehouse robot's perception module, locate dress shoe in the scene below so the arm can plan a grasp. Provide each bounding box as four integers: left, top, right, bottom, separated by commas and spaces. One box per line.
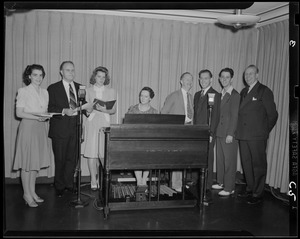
203, 194, 213, 203
247, 196, 263, 205
56, 189, 64, 197
91, 178, 100, 191
23, 195, 38, 207
237, 191, 252, 198
33, 196, 44, 203
218, 190, 235, 197
212, 184, 224, 190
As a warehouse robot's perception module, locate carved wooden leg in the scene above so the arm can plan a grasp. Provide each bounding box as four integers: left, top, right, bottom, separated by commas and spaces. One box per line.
202, 168, 208, 201
103, 169, 110, 219
199, 168, 206, 210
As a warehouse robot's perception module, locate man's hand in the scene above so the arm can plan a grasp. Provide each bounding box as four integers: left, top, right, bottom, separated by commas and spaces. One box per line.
63, 108, 76, 116
225, 135, 233, 143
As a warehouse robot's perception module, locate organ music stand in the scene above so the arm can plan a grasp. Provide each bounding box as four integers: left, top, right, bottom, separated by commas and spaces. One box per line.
70, 87, 89, 208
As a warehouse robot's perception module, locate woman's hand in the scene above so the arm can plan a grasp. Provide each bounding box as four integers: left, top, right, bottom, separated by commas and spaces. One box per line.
95, 103, 106, 112
38, 116, 50, 122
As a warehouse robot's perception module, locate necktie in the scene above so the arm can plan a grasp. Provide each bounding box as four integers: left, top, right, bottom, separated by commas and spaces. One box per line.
69, 84, 77, 109
187, 92, 193, 119
245, 87, 250, 97
200, 90, 205, 97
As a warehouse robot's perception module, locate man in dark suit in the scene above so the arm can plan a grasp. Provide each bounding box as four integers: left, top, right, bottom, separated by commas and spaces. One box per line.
215, 68, 240, 197
236, 64, 278, 205
161, 72, 194, 192
48, 61, 86, 197
193, 69, 220, 203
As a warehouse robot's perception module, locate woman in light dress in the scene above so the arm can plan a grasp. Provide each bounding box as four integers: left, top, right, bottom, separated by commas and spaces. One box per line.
82, 66, 116, 190
127, 87, 158, 186
13, 64, 52, 207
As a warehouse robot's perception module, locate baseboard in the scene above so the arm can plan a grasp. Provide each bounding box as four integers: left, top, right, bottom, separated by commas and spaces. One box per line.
5, 176, 91, 184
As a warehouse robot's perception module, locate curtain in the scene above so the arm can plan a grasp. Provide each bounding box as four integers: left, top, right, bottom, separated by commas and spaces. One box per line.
256, 20, 289, 193
4, 10, 289, 193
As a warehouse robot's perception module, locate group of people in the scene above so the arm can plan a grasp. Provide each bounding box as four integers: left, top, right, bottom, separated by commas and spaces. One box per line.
13, 62, 278, 208
158, 65, 278, 206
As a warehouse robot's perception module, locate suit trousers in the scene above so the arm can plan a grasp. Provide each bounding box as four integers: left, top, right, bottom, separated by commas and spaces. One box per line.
239, 140, 267, 197
51, 133, 78, 191
216, 137, 238, 192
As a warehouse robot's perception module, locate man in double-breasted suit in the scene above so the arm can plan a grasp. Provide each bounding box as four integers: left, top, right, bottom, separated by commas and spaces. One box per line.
194, 69, 220, 203
236, 65, 278, 205
214, 68, 240, 197
48, 61, 87, 197
161, 72, 194, 192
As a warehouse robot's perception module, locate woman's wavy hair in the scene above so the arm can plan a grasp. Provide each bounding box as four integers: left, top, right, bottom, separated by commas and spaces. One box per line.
139, 86, 155, 99
90, 66, 110, 85
23, 64, 45, 85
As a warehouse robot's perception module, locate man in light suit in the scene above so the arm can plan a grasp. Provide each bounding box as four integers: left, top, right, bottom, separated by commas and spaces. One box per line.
161, 72, 194, 192
194, 69, 220, 203
48, 61, 87, 197
236, 65, 278, 204
214, 68, 240, 197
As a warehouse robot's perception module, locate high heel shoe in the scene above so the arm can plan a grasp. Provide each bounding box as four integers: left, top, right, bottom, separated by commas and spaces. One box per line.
91, 181, 97, 191
91, 178, 100, 191
23, 195, 38, 207
33, 196, 44, 203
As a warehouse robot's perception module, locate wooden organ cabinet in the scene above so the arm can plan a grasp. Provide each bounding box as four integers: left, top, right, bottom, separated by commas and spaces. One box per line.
98, 123, 209, 219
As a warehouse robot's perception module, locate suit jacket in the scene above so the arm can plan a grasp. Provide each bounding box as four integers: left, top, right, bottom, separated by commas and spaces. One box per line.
236, 82, 278, 140
160, 90, 194, 119
194, 87, 221, 137
47, 80, 86, 139
216, 88, 240, 138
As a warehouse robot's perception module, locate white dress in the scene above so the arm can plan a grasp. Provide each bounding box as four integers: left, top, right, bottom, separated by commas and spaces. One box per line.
81, 85, 116, 161
13, 84, 52, 171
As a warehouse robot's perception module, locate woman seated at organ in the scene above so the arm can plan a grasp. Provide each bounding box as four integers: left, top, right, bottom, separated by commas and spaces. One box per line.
126, 86, 158, 186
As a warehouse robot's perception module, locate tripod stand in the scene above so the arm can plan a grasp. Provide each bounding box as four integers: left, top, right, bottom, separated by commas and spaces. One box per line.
70, 100, 89, 208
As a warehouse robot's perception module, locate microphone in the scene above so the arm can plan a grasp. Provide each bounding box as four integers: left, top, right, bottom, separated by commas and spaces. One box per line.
78, 85, 86, 101
208, 93, 215, 106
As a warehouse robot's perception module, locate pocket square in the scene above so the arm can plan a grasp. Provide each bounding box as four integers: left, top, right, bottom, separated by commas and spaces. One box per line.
252, 97, 257, 101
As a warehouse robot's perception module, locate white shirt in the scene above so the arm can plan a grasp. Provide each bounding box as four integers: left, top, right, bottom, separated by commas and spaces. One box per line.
62, 79, 78, 115
221, 85, 234, 99
16, 84, 48, 113
248, 80, 258, 93
202, 86, 211, 96
181, 88, 192, 123
62, 79, 78, 103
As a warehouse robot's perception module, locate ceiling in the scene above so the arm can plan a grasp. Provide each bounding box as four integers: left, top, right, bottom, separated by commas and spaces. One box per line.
13, 2, 289, 28
115, 2, 290, 27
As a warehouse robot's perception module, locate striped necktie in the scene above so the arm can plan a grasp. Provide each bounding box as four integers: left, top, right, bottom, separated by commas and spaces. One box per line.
200, 90, 205, 97
69, 84, 77, 109
187, 92, 193, 119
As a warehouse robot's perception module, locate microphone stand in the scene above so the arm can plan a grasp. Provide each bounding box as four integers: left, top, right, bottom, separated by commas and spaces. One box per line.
203, 97, 214, 206
70, 100, 89, 208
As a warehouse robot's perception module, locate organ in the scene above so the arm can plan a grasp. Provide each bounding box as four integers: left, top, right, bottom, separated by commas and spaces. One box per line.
98, 120, 209, 219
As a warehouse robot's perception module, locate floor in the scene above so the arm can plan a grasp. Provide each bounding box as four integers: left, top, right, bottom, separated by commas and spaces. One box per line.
3, 175, 296, 238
